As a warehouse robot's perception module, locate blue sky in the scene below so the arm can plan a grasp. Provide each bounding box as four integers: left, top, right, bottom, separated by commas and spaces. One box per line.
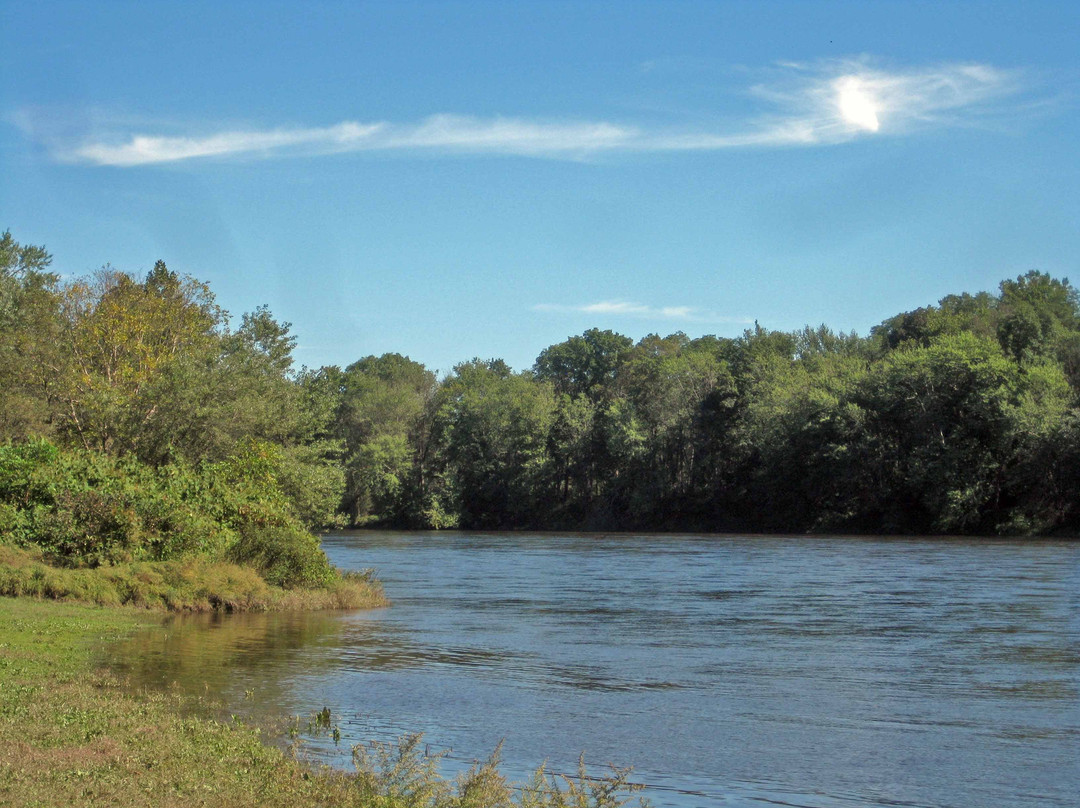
2, 1, 1078, 374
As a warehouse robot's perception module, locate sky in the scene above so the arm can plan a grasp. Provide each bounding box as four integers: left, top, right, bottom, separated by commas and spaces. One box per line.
2, 1, 1078, 375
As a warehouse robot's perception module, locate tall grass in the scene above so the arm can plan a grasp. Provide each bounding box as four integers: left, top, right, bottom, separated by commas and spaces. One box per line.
349, 734, 649, 808
0, 544, 386, 611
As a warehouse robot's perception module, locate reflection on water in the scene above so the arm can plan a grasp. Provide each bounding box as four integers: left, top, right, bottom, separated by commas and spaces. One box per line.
111, 532, 1080, 808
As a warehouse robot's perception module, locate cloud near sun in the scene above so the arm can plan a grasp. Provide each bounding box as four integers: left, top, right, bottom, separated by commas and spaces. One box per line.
59, 60, 1020, 166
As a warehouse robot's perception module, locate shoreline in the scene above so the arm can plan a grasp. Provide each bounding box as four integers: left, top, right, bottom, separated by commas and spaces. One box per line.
0, 598, 374, 806
0, 597, 646, 808
0, 544, 387, 613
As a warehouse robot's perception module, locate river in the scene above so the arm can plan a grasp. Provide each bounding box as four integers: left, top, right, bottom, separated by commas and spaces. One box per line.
110, 531, 1080, 807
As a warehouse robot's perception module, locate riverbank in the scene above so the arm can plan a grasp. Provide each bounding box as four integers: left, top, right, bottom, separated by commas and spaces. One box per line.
0, 598, 380, 806
0, 597, 646, 808
0, 544, 387, 612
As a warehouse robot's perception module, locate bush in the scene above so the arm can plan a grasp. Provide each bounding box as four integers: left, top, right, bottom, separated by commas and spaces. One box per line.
0, 438, 345, 595
33, 487, 144, 566
226, 524, 336, 589
0, 438, 59, 504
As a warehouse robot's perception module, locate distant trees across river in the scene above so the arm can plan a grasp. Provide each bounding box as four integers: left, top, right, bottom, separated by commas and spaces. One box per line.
4, 229, 1080, 538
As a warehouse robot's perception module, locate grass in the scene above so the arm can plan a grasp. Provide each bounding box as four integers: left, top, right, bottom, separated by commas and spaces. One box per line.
0, 598, 649, 808
0, 598, 364, 807
0, 544, 388, 612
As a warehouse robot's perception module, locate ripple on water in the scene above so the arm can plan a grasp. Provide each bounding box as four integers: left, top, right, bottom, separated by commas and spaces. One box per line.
111, 532, 1080, 808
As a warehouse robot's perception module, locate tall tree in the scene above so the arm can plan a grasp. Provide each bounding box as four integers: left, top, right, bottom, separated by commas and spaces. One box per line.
54, 264, 224, 455
0, 231, 61, 440
435, 360, 555, 528
334, 353, 437, 524
534, 328, 633, 402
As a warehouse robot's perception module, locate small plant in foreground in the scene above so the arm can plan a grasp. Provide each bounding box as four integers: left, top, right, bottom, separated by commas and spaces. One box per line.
350, 733, 650, 808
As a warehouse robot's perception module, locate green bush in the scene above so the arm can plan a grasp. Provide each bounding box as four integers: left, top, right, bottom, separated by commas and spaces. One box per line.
0, 438, 59, 505
0, 438, 342, 592
226, 523, 336, 589
33, 487, 143, 566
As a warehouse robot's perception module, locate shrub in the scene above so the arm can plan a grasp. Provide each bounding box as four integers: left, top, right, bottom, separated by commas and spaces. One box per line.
227, 524, 336, 589
0, 438, 344, 595
0, 438, 59, 505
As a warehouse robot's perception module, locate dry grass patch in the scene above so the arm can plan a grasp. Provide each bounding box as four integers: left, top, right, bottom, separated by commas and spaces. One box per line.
0, 544, 387, 612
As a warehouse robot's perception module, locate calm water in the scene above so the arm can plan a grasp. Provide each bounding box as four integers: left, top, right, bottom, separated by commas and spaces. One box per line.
111, 532, 1080, 807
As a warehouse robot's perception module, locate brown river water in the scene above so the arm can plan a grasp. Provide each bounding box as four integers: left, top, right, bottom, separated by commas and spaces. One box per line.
109, 531, 1080, 807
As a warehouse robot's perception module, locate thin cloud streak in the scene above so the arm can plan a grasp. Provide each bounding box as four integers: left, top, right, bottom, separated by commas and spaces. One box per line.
55, 59, 1025, 166
67, 116, 634, 166
72, 122, 386, 166
534, 300, 752, 324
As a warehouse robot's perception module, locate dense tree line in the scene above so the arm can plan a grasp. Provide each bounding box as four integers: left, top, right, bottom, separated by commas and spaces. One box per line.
3, 230, 1079, 539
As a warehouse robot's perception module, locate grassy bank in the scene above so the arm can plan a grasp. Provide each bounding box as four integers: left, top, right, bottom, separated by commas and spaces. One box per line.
0, 544, 387, 612
0, 598, 647, 808
0, 598, 369, 806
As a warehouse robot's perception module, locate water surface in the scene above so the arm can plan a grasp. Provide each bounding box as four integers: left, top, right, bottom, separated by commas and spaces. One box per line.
112, 532, 1080, 807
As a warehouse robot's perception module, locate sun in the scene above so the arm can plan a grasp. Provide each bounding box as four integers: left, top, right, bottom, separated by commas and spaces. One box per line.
837, 77, 881, 132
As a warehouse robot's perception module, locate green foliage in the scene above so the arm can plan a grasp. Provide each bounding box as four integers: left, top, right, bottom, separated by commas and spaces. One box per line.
0, 232, 61, 442
230, 304, 297, 375
996, 271, 1079, 364
349, 433, 413, 519
227, 524, 336, 589
277, 442, 348, 529
213, 437, 343, 531
0, 229, 53, 279
333, 353, 437, 525
55, 265, 225, 455
0, 437, 340, 590
435, 360, 556, 528
848, 333, 1020, 532
545, 394, 597, 517
4, 230, 1080, 536
0, 438, 59, 503
534, 329, 633, 401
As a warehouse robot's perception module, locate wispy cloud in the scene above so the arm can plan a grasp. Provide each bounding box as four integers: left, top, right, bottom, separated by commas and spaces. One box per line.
72, 122, 387, 166
65, 116, 636, 166
42, 58, 1026, 166
534, 300, 751, 324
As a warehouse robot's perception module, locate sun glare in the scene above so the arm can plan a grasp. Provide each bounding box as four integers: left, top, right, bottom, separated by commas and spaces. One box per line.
837, 77, 881, 132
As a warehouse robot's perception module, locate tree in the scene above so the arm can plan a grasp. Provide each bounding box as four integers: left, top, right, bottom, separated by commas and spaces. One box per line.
334, 354, 437, 524
0, 230, 52, 279
0, 232, 61, 441
618, 339, 733, 522
996, 271, 1079, 364
545, 393, 596, 513
53, 264, 224, 455
533, 328, 633, 402
434, 360, 555, 528
849, 333, 1023, 532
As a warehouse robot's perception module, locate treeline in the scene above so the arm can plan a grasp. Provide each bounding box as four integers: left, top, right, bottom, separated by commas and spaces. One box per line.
3, 230, 1080, 540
